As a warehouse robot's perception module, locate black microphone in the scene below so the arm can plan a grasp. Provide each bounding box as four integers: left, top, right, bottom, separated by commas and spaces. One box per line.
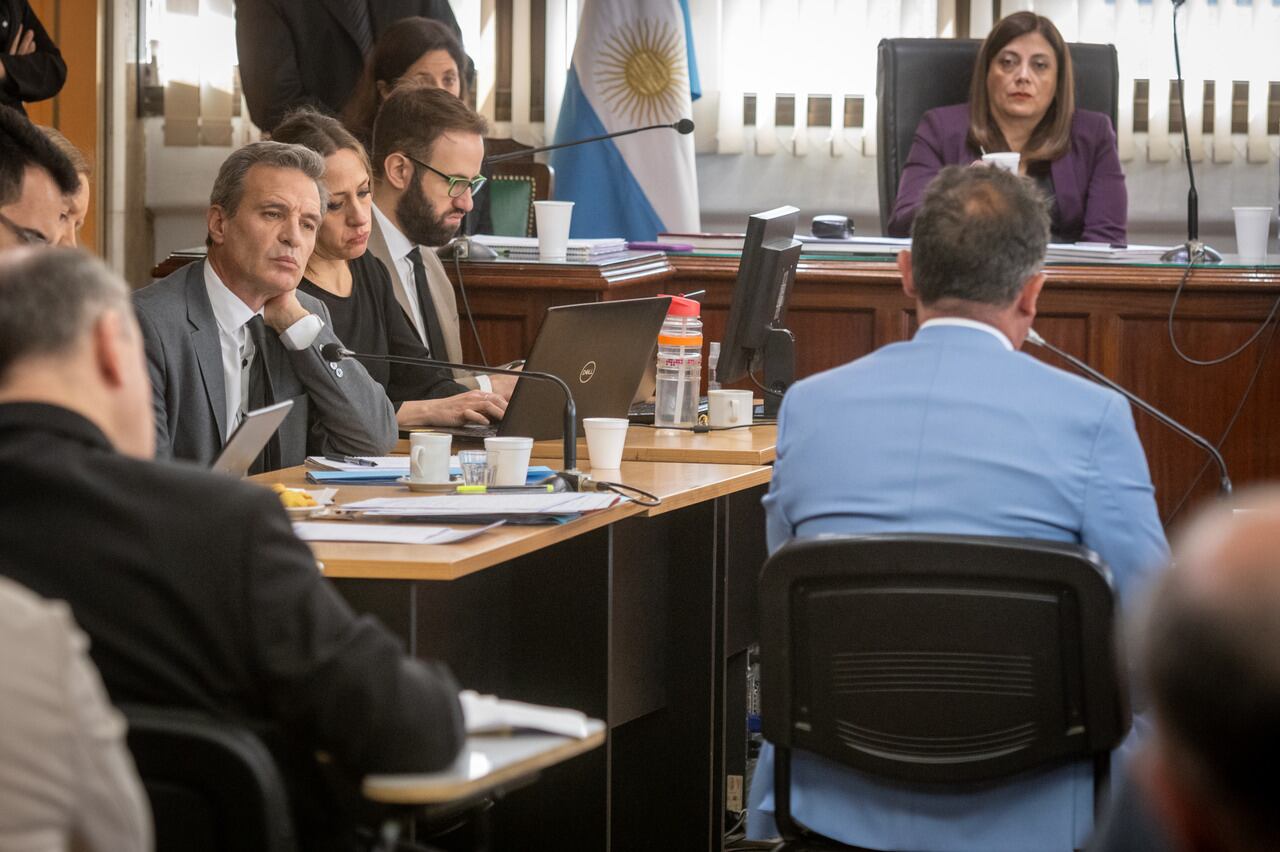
485, 119, 695, 164
1160, 0, 1222, 264
1025, 330, 1231, 496
319, 343, 589, 486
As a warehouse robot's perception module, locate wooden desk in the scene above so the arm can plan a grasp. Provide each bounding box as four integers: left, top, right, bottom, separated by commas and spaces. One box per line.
364, 722, 606, 805
255, 459, 769, 851
530, 424, 778, 467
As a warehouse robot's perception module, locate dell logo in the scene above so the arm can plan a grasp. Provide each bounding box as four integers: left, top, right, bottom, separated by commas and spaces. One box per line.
578, 361, 597, 383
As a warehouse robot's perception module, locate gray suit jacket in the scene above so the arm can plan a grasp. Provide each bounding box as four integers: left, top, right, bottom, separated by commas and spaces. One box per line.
133, 260, 397, 466
367, 214, 481, 388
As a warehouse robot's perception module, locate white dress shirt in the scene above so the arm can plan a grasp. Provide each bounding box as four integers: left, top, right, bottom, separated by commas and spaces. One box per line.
918, 316, 1014, 351
370, 203, 491, 392
371, 202, 428, 343
203, 261, 323, 438
0, 576, 152, 852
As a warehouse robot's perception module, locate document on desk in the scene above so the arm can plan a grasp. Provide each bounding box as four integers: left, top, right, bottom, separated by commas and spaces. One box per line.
342, 493, 621, 516
460, 689, 591, 739
306, 455, 415, 471
291, 521, 500, 544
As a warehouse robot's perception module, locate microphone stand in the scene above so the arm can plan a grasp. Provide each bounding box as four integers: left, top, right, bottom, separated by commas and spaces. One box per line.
485, 119, 695, 164
320, 343, 593, 489
1025, 330, 1231, 496
1160, 0, 1222, 264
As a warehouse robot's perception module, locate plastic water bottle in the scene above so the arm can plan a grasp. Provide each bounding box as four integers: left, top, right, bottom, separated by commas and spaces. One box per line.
655, 295, 703, 427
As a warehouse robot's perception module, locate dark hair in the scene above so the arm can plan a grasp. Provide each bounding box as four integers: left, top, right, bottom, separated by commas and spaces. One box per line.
909, 165, 1049, 306
39, 126, 92, 179
967, 11, 1074, 164
0, 107, 80, 206
342, 17, 468, 149
370, 82, 488, 180
0, 248, 130, 383
272, 107, 372, 179
1136, 500, 1280, 849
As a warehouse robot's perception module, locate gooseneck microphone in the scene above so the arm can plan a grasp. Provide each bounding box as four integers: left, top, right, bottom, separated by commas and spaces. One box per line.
1160, 0, 1222, 264
485, 119, 695, 164
319, 343, 585, 483
1025, 329, 1231, 496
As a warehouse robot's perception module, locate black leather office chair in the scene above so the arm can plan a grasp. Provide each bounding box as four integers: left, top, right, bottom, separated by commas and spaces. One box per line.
759, 534, 1130, 850
875, 38, 1120, 233
123, 705, 297, 852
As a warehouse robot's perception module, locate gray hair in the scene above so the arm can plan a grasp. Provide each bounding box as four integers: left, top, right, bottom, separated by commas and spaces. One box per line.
208, 140, 329, 219
909, 165, 1050, 306
0, 248, 131, 382
1132, 491, 1280, 849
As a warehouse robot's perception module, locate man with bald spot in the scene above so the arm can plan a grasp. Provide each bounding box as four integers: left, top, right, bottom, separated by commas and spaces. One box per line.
1090, 491, 1280, 852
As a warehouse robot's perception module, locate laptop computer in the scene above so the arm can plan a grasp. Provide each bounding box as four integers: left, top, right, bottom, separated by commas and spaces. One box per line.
444, 296, 671, 441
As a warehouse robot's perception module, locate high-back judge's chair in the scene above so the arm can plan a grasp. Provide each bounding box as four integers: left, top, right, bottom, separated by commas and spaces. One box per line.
875, 38, 1119, 233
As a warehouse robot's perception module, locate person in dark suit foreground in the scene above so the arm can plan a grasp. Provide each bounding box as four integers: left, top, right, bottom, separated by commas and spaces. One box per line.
0, 247, 464, 851
748, 164, 1167, 851
1090, 491, 1280, 852
134, 140, 397, 469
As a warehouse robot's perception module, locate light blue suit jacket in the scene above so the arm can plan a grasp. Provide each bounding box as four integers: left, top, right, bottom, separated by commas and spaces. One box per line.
749, 323, 1169, 852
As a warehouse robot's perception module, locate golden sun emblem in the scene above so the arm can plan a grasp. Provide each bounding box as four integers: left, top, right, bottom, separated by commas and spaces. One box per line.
595, 18, 687, 125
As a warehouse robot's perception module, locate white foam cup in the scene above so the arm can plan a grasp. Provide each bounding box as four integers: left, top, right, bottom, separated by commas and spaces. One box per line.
708, 389, 754, 429
982, 152, 1021, 173
583, 417, 629, 470
1232, 206, 1272, 263
534, 201, 574, 260
409, 432, 451, 483
484, 436, 534, 486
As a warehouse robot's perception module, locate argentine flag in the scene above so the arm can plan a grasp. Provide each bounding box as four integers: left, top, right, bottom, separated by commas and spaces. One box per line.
550, 0, 701, 241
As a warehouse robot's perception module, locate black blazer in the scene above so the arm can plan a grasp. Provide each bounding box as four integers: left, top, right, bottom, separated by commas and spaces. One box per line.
0, 0, 66, 113
0, 403, 464, 847
235, 0, 461, 131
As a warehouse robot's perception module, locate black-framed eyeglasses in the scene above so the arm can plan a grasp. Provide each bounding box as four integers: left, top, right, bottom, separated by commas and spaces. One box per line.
403, 154, 487, 198
0, 210, 49, 246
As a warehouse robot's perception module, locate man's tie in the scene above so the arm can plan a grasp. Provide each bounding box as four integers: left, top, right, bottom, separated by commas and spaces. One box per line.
246, 316, 280, 474
409, 247, 451, 362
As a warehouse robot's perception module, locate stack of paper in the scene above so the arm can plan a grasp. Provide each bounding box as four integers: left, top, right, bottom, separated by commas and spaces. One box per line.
341, 493, 620, 517
471, 234, 628, 260
292, 522, 498, 545
460, 690, 591, 738
1045, 242, 1176, 263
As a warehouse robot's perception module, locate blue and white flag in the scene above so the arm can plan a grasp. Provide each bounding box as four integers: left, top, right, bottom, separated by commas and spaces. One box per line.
550, 0, 701, 241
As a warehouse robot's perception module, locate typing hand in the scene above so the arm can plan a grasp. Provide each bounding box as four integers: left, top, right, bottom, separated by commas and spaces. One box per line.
399, 391, 508, 427
262, 290, 310, 334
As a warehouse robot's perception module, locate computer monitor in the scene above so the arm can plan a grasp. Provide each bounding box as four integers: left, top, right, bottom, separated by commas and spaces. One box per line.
718, 205, 803, 415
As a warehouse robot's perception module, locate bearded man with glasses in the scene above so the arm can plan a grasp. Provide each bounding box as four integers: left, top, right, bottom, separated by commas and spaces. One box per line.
365, 82, 517, 399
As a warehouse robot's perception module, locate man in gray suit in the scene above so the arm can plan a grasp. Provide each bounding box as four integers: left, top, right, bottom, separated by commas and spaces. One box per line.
368, 84, 516, 398
135, 141, 397, 469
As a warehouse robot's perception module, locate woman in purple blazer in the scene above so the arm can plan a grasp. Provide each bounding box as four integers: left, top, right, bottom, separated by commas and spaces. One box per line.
888, 12, 1127, 246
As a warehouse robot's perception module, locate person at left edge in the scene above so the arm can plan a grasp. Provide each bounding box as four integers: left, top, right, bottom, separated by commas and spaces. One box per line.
133, 140, 397, 469
0, 0, 65, 115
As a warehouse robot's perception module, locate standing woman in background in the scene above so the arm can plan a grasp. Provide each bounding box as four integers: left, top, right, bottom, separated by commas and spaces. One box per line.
887, 11, 1127, 246
342, 17, 492, 235
0, 0, 65, 115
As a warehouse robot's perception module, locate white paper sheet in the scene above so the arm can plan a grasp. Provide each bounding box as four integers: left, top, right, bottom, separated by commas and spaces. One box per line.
291, 522, 499, 544
341, 493, 620, 516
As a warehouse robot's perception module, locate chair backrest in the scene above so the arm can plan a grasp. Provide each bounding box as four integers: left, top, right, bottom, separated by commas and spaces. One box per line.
759, 534, 1130, 788
875, 38, 1120, 233
489, 160, 555, 237
123, 705, 297, 852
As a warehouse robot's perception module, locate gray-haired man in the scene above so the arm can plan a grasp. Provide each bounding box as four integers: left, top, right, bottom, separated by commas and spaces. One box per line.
134, 141, 396, 469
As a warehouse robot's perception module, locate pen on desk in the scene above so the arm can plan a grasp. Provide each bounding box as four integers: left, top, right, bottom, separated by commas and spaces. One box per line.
324, 454, 377, 467
456, 484, 555, 494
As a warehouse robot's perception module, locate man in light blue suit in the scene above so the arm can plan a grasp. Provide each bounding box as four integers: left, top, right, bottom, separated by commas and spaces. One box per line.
748, 165, 1169, 852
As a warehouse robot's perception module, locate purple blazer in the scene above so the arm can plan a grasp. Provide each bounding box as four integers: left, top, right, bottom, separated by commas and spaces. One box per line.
887, 103, 1128, 246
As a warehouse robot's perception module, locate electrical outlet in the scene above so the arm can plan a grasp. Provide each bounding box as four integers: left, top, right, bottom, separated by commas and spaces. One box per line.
726, 774, 744, 812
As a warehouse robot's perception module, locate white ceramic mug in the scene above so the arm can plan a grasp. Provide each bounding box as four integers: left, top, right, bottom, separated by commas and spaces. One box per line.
1232, 206, 1273, 263
534, 201, 574, 260
708, 389, 754, 429
982, 151, 1020, 174
484, 436, 534, 486
582, 417, 629, 470
409, 432, 451, 483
